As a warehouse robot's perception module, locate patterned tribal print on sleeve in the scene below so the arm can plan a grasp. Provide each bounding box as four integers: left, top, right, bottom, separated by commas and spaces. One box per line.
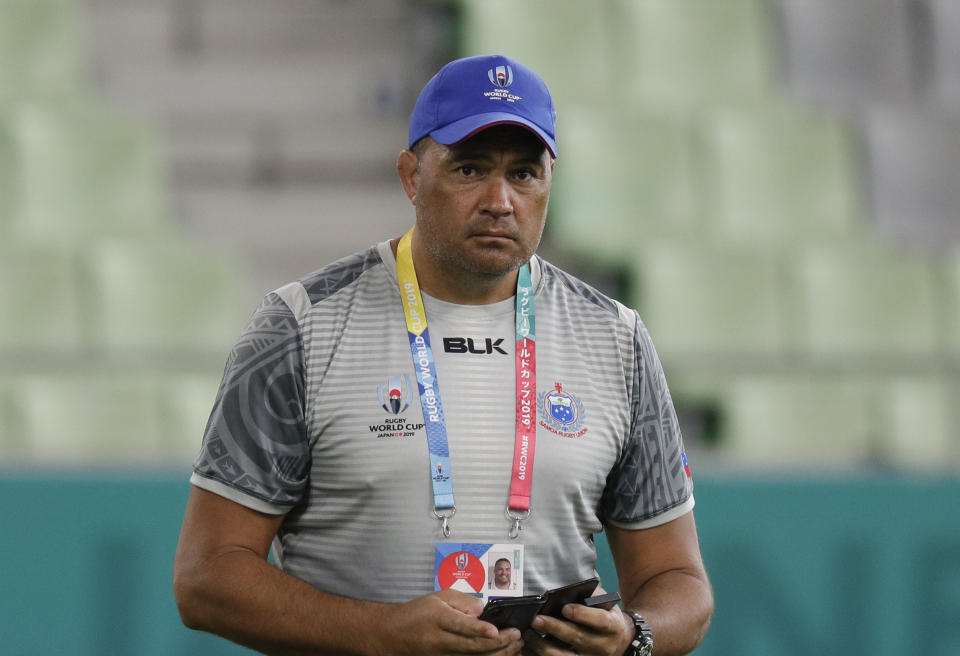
600, 313, 693, 526
192, 291, 310, 510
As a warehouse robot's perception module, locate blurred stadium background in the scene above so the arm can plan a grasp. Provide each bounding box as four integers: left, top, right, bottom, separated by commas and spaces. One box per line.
1, 0, 958, 653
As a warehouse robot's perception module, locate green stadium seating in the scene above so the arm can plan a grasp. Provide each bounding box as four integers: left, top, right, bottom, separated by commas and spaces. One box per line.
0, 379, 13, 455
877, 377, 959, 470
458, 0, 612, 110
549, 109, 700, 256
611, 0, 776, 109
0, 246, 84, 351
0, 115, 16, 239
943, 251, 960, 355
700, 108, 862, 246
631, 243, 786, 359
0, 0, 84, 102
2, 372, 226, 463
789, 243, 940, 358
9, 99, 169, 244
156, 374, 223, 461
718, 375, 877, 466
8, 374, 163, 461
82, 240, 249, 354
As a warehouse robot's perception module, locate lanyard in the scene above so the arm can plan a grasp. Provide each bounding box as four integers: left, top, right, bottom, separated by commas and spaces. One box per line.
395, 229, 537, 539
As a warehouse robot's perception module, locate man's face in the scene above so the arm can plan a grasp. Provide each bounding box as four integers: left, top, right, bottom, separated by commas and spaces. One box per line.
494, 559, 511, 587
398, 126, 554, 297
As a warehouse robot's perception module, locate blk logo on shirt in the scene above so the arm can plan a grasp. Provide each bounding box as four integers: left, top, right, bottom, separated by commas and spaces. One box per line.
443, 337, 508, 355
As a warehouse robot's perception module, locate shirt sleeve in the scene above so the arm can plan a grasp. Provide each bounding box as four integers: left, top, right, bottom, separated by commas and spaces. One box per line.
600, 313, 694, 529
190, 289, 310, 515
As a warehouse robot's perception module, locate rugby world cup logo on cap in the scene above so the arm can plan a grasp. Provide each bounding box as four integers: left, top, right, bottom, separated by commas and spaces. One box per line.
488, 65, 513, 88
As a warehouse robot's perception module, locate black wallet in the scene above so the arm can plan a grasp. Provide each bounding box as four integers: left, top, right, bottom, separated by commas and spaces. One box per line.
478, 577, 617, 630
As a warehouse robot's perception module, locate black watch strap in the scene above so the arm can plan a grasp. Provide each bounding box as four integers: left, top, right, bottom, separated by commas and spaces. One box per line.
623, 610, 654, 656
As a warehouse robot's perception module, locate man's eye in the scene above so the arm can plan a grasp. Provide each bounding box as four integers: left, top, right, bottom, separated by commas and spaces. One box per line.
514, 169, 534, 181
458, 165, 477, 177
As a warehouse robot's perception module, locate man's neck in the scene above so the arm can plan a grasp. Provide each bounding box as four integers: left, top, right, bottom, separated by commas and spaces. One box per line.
390, 236, 521, 305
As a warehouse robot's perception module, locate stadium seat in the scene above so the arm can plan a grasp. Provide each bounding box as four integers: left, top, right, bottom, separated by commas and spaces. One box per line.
0, 379, 13, 455
156, 374, 223, 461
82, 240, 249, 354
549, 109, 700, 256
612, 0, 776, 109
0, 114, 15, 237
923, 0, 960, 105
877, 377, 959, 470
700, 108, 862, 246
9, 99, 170, 244
942, 250, 960, 355
0, 246, 84, 351
9, 374, 163, 461
789, 243, 940, 359
0, 0, 84, 102
865, 109, 960, 246
718, 375, 877, 466
777, 0, 914, 108
458, 0, 612, 110
630, 243, 787, 360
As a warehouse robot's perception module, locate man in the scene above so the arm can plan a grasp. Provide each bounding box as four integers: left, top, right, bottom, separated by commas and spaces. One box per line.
174, 54, 713, 656
493, 558, 512, 591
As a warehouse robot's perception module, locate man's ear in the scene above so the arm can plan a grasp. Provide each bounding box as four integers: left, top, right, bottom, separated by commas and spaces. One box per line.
397, 149, 419, 204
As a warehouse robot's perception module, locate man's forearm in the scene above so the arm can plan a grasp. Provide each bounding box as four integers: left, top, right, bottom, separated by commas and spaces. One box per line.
175, 546, 384, 656
623, 568, 713, 656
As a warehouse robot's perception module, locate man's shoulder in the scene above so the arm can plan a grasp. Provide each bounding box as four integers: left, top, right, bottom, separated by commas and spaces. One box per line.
297, 244, 387, 304
256, 244, 388, 325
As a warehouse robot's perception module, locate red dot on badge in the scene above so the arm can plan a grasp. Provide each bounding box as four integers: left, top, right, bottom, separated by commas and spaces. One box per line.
437, 551, 485, 593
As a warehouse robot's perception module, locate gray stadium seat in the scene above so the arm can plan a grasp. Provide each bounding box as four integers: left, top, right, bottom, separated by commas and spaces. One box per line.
865, 109, 960, 246
929, 0, 960, 105
777, 0, 915, 108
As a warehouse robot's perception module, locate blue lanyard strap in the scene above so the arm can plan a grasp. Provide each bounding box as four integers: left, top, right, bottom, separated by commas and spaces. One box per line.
395, 229, 536, 538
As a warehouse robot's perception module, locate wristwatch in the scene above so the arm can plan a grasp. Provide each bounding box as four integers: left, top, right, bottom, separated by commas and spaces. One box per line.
623, 610, 654, 656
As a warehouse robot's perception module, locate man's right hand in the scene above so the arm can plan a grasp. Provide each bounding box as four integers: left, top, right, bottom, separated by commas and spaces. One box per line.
377, 589, 524, 656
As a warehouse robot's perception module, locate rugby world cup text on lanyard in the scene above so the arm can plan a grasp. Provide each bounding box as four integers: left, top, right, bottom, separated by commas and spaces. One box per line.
395, 228, 537, 539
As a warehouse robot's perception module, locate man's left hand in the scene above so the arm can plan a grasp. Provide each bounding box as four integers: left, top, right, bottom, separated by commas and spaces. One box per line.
523, 604, 631, 656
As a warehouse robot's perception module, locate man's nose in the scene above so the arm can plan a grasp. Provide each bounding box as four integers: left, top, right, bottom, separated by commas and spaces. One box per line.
479, 175, 514, 218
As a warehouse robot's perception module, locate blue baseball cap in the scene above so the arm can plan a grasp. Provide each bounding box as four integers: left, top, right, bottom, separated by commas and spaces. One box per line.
408, 54, 557, 157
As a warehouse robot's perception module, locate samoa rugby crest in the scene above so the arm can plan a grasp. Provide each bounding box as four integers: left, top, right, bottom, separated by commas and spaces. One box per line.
537, 382, 587, 438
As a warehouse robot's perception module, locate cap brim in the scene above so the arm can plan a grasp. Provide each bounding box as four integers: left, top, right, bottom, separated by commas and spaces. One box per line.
430, 112, 557, 158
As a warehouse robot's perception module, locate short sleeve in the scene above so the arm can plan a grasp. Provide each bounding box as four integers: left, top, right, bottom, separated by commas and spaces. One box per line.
190, 290, 309, 514
600, 314, 694, 528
